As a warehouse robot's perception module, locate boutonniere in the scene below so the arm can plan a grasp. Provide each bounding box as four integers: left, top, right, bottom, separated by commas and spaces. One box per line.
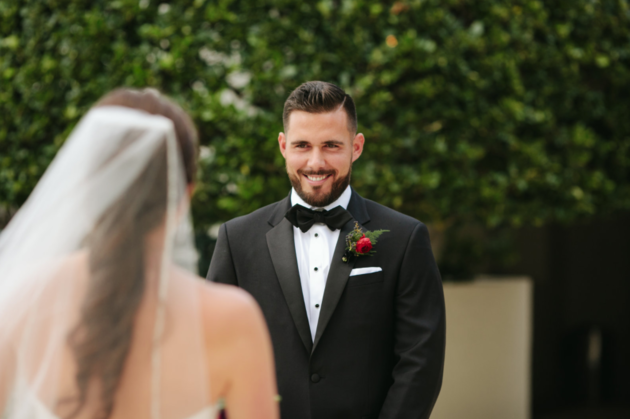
342, 222, 389, 263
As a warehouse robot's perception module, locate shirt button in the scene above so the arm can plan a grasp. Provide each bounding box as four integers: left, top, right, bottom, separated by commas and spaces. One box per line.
314, 233, 319, 237
314, 267, 318, 271
311, 374, 320, 383
315, 304, 320, 308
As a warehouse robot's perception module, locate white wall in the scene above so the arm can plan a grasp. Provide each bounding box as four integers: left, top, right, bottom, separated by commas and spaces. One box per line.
431, 277, 533, 419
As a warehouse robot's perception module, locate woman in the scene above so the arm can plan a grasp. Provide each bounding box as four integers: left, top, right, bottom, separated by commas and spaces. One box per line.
0, 89, 278, 419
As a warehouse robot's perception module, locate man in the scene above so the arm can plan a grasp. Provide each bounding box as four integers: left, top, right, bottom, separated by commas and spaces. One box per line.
207, 81, 445, 419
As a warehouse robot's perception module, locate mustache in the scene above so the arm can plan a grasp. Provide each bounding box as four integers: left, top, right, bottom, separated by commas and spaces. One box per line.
299, 169, 335, 176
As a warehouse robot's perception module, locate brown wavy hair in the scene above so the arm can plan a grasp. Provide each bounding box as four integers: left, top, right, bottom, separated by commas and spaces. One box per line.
64, 88, 198, 419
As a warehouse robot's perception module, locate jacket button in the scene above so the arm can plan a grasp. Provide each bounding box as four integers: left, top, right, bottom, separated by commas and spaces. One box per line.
311, 373, 320, 383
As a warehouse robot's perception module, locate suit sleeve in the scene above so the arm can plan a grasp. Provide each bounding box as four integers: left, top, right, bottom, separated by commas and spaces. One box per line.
379, 222, 446, 419
206, 223, 238, 285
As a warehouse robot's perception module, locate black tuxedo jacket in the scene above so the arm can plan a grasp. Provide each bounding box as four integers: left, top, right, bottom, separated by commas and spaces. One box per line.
207, 190, 445, 419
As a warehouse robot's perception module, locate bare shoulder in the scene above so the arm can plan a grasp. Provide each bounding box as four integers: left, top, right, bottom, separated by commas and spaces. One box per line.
6, 250, 89, 307
23, 250, 88, 281
177, 270, 265, 341
201, 281, 260, 320
166, 271, 276, 407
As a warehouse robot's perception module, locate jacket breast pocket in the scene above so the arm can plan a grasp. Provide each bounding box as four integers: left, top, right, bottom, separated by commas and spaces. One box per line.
346, 270, 384, 287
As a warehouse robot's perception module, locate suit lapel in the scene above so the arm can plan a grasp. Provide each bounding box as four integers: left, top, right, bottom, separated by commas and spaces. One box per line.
266, 198, 313, 354
312, 190, 370, 353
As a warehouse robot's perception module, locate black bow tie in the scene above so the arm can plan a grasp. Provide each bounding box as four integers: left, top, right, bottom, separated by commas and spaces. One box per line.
285, 204, 353, 233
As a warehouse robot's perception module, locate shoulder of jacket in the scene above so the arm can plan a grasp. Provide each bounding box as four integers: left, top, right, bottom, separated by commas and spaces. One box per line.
222, 199, 285, 229
362, 198, 424, 229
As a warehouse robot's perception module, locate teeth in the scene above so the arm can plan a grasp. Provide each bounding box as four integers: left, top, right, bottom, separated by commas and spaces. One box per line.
307, 175, 328, 181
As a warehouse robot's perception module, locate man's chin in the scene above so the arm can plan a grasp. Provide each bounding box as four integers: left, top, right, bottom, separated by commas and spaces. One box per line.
289, 169, 351, 207
301, 184, 330, 195
300, 190, 330, 204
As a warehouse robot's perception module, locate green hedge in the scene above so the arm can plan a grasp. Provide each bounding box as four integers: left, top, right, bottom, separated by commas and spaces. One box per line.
2, 0, 630, 235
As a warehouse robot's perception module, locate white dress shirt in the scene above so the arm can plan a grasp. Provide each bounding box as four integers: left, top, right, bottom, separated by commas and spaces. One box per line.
291, 186, 352, 341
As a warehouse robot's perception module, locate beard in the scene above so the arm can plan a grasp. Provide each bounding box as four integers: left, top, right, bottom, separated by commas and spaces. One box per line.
288, 166, 352, 207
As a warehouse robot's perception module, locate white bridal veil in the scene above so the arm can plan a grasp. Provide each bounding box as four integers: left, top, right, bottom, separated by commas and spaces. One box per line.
0, 107, 211, 419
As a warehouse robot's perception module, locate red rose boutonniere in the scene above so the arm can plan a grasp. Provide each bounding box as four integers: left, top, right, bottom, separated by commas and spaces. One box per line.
342, 222, 389, 262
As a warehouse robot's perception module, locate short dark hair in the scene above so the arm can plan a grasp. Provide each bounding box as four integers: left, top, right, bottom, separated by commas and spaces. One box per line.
283, 81, 357, 134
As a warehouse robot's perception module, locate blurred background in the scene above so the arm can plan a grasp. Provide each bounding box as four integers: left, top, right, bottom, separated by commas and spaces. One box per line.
1, 0, 629, 417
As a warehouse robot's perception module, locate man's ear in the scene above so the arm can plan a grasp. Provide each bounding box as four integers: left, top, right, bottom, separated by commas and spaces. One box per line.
278, 132, 287, 158
351, 133, 365, 163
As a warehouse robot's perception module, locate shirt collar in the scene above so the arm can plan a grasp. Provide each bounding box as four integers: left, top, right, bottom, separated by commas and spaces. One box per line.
290, 185, 352, 211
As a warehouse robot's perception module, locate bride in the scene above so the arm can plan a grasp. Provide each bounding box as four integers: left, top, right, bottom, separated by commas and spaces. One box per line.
0, 89, 279, 419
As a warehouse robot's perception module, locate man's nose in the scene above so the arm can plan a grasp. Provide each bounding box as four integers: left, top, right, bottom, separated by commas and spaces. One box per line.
307, 148, 326, 169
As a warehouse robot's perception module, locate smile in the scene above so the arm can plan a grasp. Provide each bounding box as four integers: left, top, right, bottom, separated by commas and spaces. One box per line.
305, 174, 330, 182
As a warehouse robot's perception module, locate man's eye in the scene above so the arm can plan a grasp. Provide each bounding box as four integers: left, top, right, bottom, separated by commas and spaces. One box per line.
296, 144, 309, 148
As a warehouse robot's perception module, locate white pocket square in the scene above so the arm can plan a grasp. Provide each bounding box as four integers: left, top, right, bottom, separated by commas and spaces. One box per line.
349, 267, 383, 276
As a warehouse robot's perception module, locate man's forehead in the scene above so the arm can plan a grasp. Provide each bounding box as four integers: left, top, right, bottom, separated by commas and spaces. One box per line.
286, 108, 353, 137
288, 138, 346, 145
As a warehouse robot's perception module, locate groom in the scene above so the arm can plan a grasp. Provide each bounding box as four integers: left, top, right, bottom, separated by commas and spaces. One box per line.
207, 81, 446, 419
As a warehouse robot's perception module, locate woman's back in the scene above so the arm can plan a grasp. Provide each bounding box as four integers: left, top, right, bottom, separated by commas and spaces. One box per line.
2, 251, 276, 419
0, 91, 278, 419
